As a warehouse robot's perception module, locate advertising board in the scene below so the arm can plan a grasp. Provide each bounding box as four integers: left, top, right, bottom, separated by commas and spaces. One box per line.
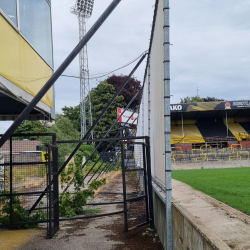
117, 108, 138, 125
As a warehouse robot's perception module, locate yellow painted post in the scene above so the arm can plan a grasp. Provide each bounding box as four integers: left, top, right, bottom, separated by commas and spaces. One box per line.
237, 151, 249, 158
230, 144, 242, 154
196, 157, 208, 162
229, 155, 242, 161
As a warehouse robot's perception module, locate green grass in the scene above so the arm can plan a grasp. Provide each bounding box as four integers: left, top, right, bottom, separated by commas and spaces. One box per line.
82, 209, 103, 214
172, 167, 250, 215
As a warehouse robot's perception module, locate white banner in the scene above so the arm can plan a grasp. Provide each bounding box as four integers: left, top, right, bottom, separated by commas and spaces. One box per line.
117, 108, 138, 125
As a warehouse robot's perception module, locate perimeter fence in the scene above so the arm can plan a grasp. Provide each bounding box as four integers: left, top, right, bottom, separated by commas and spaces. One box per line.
0, 133, 58, 238
0, 133, 154, 237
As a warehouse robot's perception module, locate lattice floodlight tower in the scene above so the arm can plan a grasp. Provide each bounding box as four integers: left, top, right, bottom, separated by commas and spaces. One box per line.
71, 0, 94, 139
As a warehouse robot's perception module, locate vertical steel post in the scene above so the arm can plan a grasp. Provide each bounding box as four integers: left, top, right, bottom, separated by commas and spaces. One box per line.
181, 113, 184, 139
145, 136, 154, 227
121, 141, 128, 232
52, 134, 57, 146
226, 111, 228, 137
48, 146, 52, 237
10, 136, 13, 225
46, 146, 49, 234
148, 57, 151, 137
142, 91, 145, 136
50, 145, 59, 237
143, 143, 149, 223
163, 0, 173, 249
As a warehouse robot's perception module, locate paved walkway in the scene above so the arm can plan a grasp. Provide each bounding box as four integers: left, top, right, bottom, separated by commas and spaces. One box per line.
0, 172, 123, 250
0, 172, 162, 250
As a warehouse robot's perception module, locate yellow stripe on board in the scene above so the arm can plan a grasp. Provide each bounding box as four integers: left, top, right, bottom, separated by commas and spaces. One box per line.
0, 14, 53, 108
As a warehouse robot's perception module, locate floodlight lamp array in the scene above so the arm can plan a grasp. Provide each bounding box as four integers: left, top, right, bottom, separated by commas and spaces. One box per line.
75, 0, 94, 16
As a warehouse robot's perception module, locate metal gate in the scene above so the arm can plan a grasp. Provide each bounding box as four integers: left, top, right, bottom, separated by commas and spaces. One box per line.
121, 136, 154, 231
55, 135, 154, 232
47, 144, 59, 237
0, 134, 59, 237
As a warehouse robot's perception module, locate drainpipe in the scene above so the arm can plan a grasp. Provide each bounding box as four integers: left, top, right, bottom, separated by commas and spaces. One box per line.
163, 0, 173, 249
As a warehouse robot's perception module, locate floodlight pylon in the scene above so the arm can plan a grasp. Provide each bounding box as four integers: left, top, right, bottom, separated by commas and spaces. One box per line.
71, 0, 94, 139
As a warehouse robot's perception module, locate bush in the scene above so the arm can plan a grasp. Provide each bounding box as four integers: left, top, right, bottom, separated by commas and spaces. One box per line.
0, 193, 46, 228
59, 150, 106, 217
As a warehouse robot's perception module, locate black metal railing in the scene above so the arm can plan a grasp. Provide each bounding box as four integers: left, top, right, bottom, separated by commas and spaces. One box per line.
0, 133, 58, 237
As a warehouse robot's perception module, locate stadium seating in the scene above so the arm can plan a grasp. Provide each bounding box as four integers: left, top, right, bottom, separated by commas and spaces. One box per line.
171, 119, 250, 144
196, 119, 233, 139
171, 123, 205, 144
239, 122, 250, 135
224, 118, 249, 141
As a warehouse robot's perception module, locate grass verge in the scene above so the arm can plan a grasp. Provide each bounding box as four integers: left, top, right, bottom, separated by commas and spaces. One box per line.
82, 209, 103, 214
172, 167, 250, 215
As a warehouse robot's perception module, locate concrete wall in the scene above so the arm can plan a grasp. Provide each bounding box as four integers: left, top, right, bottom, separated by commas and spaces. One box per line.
172, 159, 250, 170
152, 185, 231, 250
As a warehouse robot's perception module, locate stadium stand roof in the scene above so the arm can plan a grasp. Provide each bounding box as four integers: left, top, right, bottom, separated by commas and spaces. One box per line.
170, 100, 250, 120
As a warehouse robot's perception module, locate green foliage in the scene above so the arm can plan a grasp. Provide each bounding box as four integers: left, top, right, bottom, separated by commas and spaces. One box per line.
81, 209, 103, 214
79, 143, 99, 162
61, 79, 131, 152
172, 167, 250, 215
13, 114, 80, 168
14, 121, 47, 135
90, 81, 126, 151
59, 149, 106, 218
180, 96, 224, 103
84, 161, 105, 174
0, 194, 46, 228
14, 121, 48, 140
47, 114, 80, 168
203, 97, 224, 102
62, 105, 81, 132
180, 96, 204, 103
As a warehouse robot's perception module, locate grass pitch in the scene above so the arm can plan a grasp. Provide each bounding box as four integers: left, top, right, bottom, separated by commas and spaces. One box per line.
172, 167, 250, 215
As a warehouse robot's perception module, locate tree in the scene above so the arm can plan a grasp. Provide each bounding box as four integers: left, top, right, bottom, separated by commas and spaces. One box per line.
62, 105, 81, 132
180, 96, 204, 103
90, 81, 126, 151
180, 96, 224, 103
14, 121, 47, 135
203, 97, 224, 102
14, 115, 80, 167
106, 75, 141, 109
47, 114, 80, 167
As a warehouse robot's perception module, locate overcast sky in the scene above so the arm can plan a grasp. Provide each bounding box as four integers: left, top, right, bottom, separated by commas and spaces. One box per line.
170, 0, 250, 103
1, 0, 250, 133
52, 0, 155, 111
52, 0, 250, 110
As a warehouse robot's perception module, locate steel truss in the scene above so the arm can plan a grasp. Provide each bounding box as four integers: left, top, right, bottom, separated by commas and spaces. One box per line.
71, 1, 94, 139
